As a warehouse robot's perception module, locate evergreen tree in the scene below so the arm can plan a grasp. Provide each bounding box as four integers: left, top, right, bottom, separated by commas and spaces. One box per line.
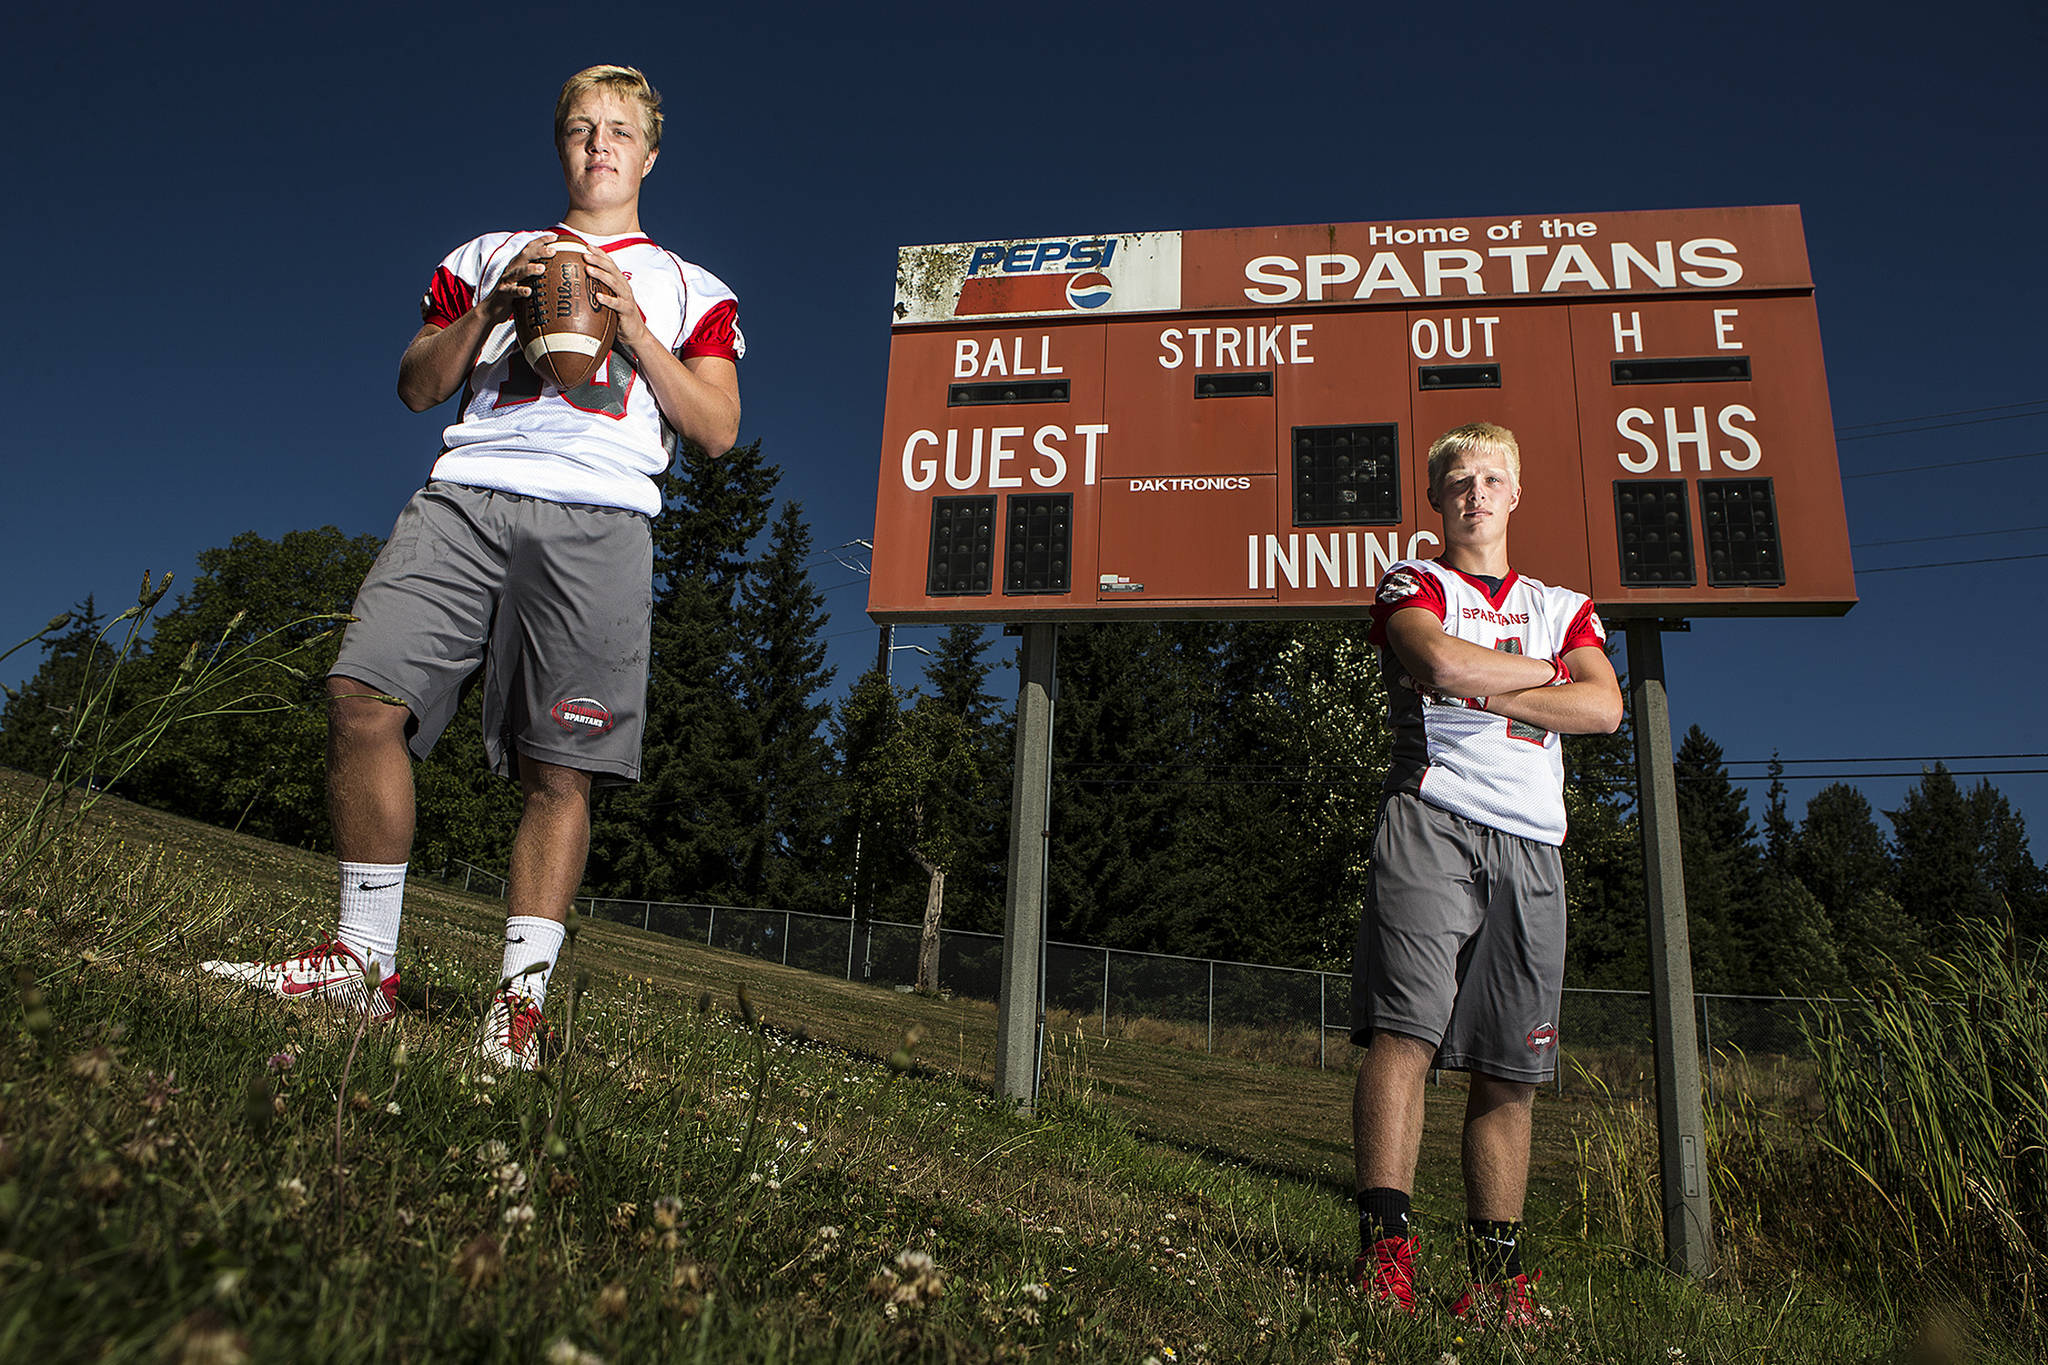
586, 440, 777, 902
1672, 724, 1761, 990
858, 689, 981, 992
918, 622, 1009, 933
734, 500, 836, 909
1792, 783, 1913, 981
1762, 753, 1793, 869
1245, 620, 1388, 965
926, 622, 1002, 729
831, 667, 920, 934
0, 598, 114, 779
1889, 764, 1995, 931
1560, 660, 1647, 989
128, 528, 380, 847
1889, 765, 2048, 940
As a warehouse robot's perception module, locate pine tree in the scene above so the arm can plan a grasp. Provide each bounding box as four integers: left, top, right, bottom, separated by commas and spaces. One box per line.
1560, 661, 1647, 989
917, 622, 1009, 933
735, 500, 836, 909
1890, 765, 2048, 940
1244, 620, 1388, 965
1672, 724, 1761, 990
1889, 764, 1994, 931
0, 598, 113, 779
586, 440, 777, 902
1792, 782, 1912, 981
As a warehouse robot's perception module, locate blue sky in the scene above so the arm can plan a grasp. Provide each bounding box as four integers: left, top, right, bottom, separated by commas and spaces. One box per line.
5, 2, 2044, 840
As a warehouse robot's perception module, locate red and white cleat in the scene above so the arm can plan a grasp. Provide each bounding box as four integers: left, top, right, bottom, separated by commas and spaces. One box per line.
1451, 1269, 1544, 1328
200, 939, 397, 1020
1351, 1235, 1418, 1314
475, 991, 549, 1072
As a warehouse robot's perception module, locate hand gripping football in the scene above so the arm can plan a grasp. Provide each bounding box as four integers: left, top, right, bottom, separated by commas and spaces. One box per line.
514, 237, 617, 390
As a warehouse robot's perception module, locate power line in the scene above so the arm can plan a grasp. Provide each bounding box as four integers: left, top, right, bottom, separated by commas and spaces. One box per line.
1857, 552, 2048, 576
1837, 409, 2048, 441
1854, 523, 2048, 549
1843, 448, 2045, 479
1837, 397, 2048, 433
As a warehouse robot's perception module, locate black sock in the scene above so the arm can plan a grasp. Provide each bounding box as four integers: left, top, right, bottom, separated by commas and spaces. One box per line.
1356, 1188, 1411, 1249
1466, 1218, 1524, 1280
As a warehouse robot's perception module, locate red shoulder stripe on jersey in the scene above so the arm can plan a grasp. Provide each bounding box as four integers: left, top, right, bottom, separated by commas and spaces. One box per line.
1366, 564, 1446, 645
598, 237, 656, 253
1561, 599, 1606, 653
680, 298, 741, 361
423, 266, 474, 328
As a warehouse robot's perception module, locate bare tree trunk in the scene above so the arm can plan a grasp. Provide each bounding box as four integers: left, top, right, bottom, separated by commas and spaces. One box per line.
914, 853, 946, 994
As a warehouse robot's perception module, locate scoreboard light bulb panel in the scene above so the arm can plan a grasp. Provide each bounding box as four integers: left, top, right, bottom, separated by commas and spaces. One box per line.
868, 206, 1856, 623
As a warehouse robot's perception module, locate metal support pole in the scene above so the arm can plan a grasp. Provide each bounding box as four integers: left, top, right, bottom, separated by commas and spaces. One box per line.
1319, 973, 1327, 1070
783, 909, 792, 966
1101, 948, 1111, 1037
1700, 996, 1715, 1109
707, 905, 716, 950
643, 900, 651, 932
1627, 619, 1716, 1279
846, 916, 856, 981
996, 624, 1057, 1112
1207, 961, 1215, 1054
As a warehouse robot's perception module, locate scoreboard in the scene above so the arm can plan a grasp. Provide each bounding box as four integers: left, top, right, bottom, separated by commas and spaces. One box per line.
867, 205, 1855, 623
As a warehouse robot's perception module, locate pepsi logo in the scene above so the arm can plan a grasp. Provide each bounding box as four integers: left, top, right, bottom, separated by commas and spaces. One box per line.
550, 697, 614, 734
1066, 272, 1113, 310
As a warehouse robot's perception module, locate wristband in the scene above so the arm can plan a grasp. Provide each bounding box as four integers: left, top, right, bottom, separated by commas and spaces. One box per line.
1548, 657, 1572, 687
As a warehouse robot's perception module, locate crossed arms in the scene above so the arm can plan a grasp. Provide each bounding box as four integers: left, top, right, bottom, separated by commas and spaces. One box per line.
1383, 608, 1624, 736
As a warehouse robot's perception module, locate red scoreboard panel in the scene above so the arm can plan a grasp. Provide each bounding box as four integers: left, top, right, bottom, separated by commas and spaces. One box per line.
868, 206, 1855, 623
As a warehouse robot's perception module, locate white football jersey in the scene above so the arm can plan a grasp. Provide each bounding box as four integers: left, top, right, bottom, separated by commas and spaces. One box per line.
1367, 559, 1606, 845
418, 227, 744, 515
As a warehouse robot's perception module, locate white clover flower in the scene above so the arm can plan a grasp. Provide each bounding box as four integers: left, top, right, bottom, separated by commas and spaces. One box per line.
502, 1203, 536, 1228
477, 1140, 510, 1166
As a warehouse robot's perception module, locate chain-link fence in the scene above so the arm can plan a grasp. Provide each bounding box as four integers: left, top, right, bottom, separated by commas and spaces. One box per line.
437, 861, 1844, 1101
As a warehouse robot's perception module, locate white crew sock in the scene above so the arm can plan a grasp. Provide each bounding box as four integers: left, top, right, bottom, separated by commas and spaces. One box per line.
499, 916, 566, 1010
337, 861, 406, 978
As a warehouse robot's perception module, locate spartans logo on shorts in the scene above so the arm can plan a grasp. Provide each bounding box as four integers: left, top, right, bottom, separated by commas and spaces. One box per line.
1526, 1022, 1559, 1052
550, 697, 614, 735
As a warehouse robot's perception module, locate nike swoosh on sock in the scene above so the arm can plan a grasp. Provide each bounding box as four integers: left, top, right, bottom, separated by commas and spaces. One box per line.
359, 881, 402, 891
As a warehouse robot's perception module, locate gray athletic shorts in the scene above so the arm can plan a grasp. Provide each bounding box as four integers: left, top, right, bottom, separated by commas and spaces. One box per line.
331, 481, 653, 783
1350, 790, 1566, 1082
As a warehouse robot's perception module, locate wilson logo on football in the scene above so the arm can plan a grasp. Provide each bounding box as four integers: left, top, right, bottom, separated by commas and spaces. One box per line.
550, 697, 613, 735
1525, 1022, 1559, 1051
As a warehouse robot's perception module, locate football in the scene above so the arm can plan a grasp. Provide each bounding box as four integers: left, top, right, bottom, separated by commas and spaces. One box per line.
514, 237, 618, 390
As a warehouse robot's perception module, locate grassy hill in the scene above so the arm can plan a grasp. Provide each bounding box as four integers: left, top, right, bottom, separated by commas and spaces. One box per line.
0, 772, 2024, 1362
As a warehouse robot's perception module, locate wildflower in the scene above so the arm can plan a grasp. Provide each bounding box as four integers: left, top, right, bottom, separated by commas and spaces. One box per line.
652, 1194, 685, 1229
275, 1176, 309, 1214
595, 1282, 629, 1318
166, 1309, 250, 1365
77, 1162, 127, 1203
477, 1139, 510, 1166
543, 1338, 605, 1365
495, 1163, 529, 1197
266, 1051, 295, 1074
503, 1202, 537, 1230
384, 1101, 401, 1116
868, 1248, 945, 1318
68, 1045, 119, 1086
451, 1233, 505, 1290
121, 1131, 176, 1168
142, 1070, 181, 1113
609, 1201, 638, 1231
1022, 1282, 1049, 1303
211, 1268, 247, 1301
809, 1226, 842, 1262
